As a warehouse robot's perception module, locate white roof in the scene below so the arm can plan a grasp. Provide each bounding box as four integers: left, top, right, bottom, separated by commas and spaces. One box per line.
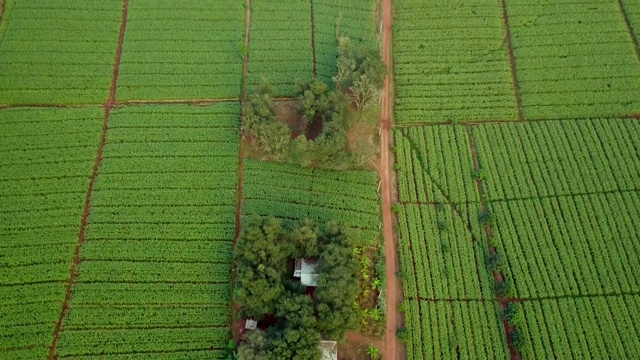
244, 319, 257, 330
320, 340, 337, 360
294, 258, 319, 286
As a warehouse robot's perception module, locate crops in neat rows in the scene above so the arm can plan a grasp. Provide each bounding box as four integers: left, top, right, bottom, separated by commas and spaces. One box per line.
473, 119, 640, 200
393, 0, 518, 123
117, 0, 244, 101
519, 296, 640, 358
404, 300, 508, 360
242, 159, 380, 246
622, 0, 640, 45
397, 204, 493, 301
52, 104, 239, 357
0, 108, 103, 358
248, 0, 314, 96
507, 0, 640, 119
312, 0, 377, 83
0, 0, 121, 105
394, 126, 479, 204
394, 118, 640, 358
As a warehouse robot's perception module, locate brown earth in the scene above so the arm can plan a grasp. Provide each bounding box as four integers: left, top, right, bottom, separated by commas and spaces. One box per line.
379, 0, 402, 358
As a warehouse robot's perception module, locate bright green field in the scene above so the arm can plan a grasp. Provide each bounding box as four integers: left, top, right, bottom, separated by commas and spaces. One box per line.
394, 0, 640, 358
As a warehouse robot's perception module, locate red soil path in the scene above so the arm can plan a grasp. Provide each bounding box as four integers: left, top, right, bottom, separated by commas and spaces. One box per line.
379, 0, 401, 358
48, 1, 129, 359
310, 0, 317, 78
228, 0, 251, 344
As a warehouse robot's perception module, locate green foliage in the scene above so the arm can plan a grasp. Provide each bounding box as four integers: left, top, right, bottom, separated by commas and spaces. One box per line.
486, 251, 504, 272
367, 345, 381, 360
295, 80, 348, 125
396, 327, 409, 343
335, 36, 386, 110
503, 303, 523, 326
510, 326, 527, 353
316, 223, 360, 340
236, 218, 358, 356
235, 217, 290, 318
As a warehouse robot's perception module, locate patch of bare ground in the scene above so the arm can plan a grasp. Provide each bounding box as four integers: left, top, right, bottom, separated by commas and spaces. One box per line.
273, 99, 305, 138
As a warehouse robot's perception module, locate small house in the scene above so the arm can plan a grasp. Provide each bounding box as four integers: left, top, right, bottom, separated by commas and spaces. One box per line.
293, 258, 320, 287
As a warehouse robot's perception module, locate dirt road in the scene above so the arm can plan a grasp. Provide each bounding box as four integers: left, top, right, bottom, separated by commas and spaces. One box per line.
379, 0, 400, 359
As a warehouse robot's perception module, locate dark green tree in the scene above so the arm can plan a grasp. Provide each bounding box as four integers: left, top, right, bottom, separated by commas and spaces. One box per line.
235, 217, 290, 318
315, 223, 360, 339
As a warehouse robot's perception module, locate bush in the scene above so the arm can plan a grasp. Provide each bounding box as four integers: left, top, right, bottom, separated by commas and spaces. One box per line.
510, 326, 527, 353
503, 303, 524, 326
396, 327, 410, 343
496, 279, 514, 297
486, 251, 504, 271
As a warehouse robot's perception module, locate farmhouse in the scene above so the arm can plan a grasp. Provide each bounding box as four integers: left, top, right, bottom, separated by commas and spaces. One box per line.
293, 258, 320, 287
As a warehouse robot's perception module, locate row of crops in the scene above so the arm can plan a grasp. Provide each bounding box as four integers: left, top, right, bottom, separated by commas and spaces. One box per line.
393, 0, 640, 124
404, 300, 508, 360
0, 0, 122, 105
0, 108, 103, 358
393, 119, 640, 358
393, 0, 518, 123
248, 0, 314, 96
118, 0, 245, 101
243, 159, 380, 246
507, 0, 640, 120
51, 104, 239, 357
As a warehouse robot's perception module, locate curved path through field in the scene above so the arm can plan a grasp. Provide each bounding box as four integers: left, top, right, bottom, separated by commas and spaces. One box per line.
379, 0, 401, 359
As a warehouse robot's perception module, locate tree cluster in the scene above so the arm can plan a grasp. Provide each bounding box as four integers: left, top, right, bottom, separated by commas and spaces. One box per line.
242, 37, 386, 169
235, 217, 359, 360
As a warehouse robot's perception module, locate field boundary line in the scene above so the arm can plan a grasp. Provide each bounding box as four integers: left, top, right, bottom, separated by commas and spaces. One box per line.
310, 0, 317, 78
499, 0, 524, 122
467, 129, 520, 360
617, 0, 640, 62
229, 0, 251, 345
392, 114, 640, 128
48, 0, 129, 358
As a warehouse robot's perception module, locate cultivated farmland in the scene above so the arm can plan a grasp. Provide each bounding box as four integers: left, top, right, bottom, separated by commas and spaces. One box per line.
247, 0, 314, 96
0, 1, 122, 104
117, 0, 245, 101
393, 0, 640, 358
243, 159, 380, 246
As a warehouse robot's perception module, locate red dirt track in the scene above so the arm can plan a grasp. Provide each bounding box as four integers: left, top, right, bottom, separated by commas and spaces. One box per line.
48, 1, 130, 358
379, 0, 401, 358
499, 0, 524, 122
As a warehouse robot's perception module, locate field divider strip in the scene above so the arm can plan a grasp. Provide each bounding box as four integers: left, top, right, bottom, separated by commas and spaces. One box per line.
229, 0, 251, 344
500, 0, 524, 122
392, 114, 640, 128
467, 128, 521, 360
48, 1, 129, 358
310, 0, 317, 78
616, 0, 640, 63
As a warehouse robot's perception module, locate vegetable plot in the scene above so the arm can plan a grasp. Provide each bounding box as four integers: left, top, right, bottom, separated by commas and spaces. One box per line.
242, 159, 380, 246
0, 108, 103, 358
507, 0, 640, 119
248, 0, 314, 96
117, 0, 244, 101
0, 0, 122, 105
54, 104, 239, 358
404, 300, 508, 360
393, 0, 517, 123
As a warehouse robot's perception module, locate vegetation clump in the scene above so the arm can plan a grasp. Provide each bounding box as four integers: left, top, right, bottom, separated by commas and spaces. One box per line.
235, 217, 359, 359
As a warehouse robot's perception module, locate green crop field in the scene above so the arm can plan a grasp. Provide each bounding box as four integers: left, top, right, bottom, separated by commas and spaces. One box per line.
3, 0, 640, 358
117, 0, 245, 101
393, 0, 640, 358
243, 159, 380, 246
